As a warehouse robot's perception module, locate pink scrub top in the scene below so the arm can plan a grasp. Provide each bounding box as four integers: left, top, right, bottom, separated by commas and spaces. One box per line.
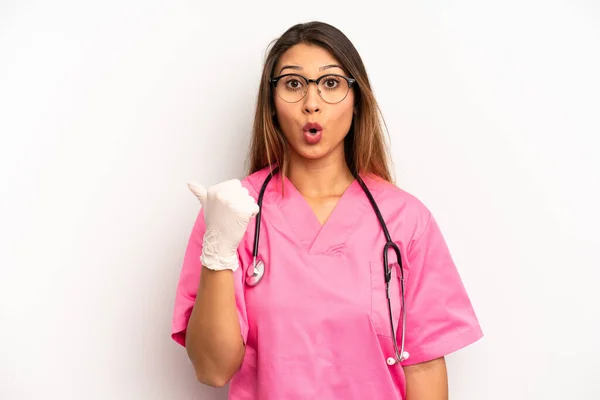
172, 166, 483, 399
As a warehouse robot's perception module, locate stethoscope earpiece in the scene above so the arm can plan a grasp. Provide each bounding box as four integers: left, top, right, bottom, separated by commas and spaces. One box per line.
386, 351, 410, 366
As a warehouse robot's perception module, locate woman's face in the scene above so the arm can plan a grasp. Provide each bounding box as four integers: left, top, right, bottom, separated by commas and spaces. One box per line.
273, 43, 355, 163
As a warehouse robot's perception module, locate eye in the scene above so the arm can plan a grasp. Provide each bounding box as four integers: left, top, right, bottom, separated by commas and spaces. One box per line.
283, 77, 304, 91
322, 76, 340, 89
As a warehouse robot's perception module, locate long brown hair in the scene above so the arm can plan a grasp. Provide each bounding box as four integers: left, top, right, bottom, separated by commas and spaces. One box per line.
246, 21, 394, 183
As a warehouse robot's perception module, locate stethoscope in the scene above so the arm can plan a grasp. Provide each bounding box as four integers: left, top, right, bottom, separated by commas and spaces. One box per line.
245, 168, 409, 365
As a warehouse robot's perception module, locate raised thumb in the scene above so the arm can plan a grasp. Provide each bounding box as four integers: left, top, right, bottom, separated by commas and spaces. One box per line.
187, 182, 207, 206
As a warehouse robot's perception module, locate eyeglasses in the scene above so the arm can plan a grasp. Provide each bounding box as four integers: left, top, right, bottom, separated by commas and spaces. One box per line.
270, 73, 356, 104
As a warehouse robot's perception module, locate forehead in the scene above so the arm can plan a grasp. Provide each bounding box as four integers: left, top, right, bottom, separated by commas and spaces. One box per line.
275, 43, 344, 74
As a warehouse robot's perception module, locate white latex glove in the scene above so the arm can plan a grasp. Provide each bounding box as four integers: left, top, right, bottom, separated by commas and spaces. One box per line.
187, 179, 259, 271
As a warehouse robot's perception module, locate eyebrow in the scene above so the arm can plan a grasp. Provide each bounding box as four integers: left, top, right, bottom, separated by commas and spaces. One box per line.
278, 64, 345, 74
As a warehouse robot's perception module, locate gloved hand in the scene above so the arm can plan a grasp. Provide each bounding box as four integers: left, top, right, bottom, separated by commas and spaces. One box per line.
187, 179, 259, 271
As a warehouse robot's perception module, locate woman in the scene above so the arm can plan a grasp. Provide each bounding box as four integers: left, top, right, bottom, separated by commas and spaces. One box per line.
172, 21, 482, 399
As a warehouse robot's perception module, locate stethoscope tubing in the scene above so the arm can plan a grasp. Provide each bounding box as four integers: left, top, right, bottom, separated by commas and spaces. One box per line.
247, 167, 408, 364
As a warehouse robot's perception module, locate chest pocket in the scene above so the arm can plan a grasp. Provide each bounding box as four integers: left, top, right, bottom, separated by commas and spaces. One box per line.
369, 260, 409, 338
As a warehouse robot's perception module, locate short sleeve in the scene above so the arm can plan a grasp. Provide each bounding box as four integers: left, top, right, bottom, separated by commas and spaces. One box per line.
171, 209, 249, 347
401, 212, 483, 365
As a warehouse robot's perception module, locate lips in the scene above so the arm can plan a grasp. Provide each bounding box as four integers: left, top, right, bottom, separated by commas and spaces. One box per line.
302, 122, 323, 133
302, 122, 323, 145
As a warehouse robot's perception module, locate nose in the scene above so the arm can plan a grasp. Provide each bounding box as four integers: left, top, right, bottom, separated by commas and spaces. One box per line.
303, 81, 321, 114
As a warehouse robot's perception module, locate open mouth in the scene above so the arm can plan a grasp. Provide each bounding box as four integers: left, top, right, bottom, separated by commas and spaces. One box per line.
303, 122, 323, 133
302, 122, 323, 144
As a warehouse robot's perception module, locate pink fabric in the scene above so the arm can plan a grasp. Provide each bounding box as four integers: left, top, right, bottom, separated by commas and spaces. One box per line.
172, 167, 483, 399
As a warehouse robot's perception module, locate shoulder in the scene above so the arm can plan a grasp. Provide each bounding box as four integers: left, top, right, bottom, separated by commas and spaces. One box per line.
239, 166, 276, 199
361, 174, 433, 243
362, 174, 432, 219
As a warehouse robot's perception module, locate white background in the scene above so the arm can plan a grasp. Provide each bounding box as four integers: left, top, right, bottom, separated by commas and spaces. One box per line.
1, 1, 599, 399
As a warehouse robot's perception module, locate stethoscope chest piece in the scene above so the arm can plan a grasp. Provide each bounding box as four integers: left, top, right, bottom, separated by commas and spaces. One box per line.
246, 258, 265, 286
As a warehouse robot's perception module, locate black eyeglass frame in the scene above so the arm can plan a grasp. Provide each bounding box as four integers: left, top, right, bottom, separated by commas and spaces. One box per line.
269, 73, 357, 104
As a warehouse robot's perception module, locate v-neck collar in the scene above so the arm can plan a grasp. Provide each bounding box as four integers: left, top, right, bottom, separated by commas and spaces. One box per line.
264, 172, 375, 256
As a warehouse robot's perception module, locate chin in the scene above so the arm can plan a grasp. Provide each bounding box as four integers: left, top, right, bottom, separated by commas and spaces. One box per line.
300, 151, 328, 160
295, 148, 327, 160
291, 141, 339, 161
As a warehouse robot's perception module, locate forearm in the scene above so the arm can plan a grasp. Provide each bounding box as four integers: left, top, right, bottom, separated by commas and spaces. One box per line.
404, 357, 448, 400
185, 266, 245, 387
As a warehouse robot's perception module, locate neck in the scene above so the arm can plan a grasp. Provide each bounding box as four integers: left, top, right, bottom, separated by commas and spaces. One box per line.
286, 150, 354, 198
